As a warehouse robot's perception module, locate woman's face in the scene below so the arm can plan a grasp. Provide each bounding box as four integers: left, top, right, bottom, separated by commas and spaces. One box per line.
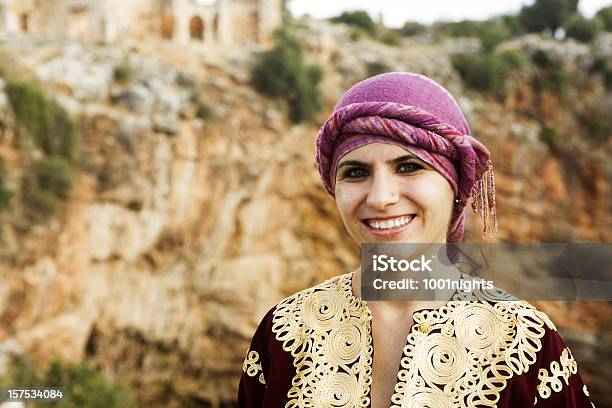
334, 142, 455, 244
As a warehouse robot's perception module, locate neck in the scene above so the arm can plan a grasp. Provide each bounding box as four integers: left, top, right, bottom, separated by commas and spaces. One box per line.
351, 247, 461, 310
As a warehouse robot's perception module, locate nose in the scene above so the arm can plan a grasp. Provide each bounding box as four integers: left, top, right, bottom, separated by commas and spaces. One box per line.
366, 172, 400, 210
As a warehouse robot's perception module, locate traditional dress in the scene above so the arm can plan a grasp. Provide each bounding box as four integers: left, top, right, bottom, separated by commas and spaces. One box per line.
239, 272, 594, 407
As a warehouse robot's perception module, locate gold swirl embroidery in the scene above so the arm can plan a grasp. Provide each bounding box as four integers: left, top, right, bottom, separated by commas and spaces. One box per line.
243, 350, 266, 385
536, 347, 577, 400
272, 273, 554, 408
272, 273, 372, 408
391, 295, 553, 408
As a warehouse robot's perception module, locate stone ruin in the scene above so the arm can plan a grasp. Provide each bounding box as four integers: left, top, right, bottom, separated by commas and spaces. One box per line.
0, 0, 283, 46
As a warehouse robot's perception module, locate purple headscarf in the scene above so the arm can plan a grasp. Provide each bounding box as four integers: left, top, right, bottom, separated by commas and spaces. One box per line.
316, 72, 497, 243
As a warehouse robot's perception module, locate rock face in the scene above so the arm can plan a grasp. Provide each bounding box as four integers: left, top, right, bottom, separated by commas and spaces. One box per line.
0, 22, 610, 407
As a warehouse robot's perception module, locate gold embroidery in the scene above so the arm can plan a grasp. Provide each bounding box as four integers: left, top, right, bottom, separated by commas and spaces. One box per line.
583, 384, 589, 396
391, 290, 554, 407
536, 347, 577, 400
272, 272, 554, 408
272, 273, 372, 408
243, 350, 266, 385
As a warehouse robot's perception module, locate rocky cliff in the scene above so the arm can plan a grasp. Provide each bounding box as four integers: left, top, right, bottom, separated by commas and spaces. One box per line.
0, 20, 610, 407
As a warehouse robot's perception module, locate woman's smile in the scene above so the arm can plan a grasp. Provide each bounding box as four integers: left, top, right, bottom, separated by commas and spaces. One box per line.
361, 214, 416, 237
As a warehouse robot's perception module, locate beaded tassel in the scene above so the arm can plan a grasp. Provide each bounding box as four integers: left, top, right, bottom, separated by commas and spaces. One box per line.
471, 160, 498, 239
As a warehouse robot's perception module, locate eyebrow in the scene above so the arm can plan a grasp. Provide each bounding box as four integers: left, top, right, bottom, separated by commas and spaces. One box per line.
336, 154, 420, 169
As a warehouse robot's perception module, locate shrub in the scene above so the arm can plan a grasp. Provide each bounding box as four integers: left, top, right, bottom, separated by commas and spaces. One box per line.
113, 63, 132, 82
539, 126, 559, 150
251, 28, 323, 123
287, 64, 323, 123
519, 0, 578, 33
366, 61, 391, 78
451, 53, 511, 92
595, 6, 612, 31
2, 356, 137, 408
531, 49, 557, 69
34, 156, 75, 199
436, 20, 484, 38
501, 14, 527, 36
400, 21, 426, 36
531, 50, 570, 98
564, 13, 603, 42
498, 49, 528, 70
380, 30, 401, 46
591, 55, 612, 89
22, 156, 75, 222
479, 23, 511, 52
5, 80, 77, 161
330, 11, 376, 35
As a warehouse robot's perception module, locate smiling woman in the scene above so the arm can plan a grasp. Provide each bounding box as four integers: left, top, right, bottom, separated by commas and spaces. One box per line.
237, 73, 594, 407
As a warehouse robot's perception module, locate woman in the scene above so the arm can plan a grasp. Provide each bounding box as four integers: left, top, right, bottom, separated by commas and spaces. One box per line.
238, 73, 594, 407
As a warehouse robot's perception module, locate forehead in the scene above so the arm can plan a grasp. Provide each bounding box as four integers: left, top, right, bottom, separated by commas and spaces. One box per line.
338, 142, 417, 163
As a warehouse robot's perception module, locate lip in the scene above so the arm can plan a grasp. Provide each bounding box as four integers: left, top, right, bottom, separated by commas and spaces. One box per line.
361, 214, 416, 237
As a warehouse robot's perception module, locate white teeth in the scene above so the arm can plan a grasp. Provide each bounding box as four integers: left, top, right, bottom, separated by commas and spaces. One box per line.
366, 216, 414, 230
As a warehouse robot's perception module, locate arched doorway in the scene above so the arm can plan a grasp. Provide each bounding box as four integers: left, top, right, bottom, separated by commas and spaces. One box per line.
20, 13, 29, 33
189, 16, 203, 41
161, 10, 174, 39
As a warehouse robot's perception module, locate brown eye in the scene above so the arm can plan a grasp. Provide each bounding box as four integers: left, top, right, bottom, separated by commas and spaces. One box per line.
343, 167, 368, 179
397, 162, 423, 173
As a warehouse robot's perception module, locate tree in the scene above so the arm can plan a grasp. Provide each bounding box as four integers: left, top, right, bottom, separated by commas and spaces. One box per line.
400, 21, 426, 36
595, 6, 612, 31
564, 13, 603, 42
330, 11, 376, 35
519, 0, 578, 33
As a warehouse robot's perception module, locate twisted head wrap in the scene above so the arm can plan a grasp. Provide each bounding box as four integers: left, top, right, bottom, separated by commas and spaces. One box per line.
316, 72, 497, 243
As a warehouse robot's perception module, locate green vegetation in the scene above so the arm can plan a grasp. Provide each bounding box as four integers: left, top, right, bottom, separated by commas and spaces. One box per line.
564, 13, 603, 42
434, 19, 512, 52
251, 28, 323, 123
113, 62, 132, 83
595, 6, 612, 31
539, 126, 560, 150
5, 80, 77, 162
380, 30, 401, 46
21, 156, 75, 222
330, 10, 376, 35
33, 156, 74, 199
451, 49, 527, 93
3, 78, 79, 222
2, 355, 137, 408
400, 21, 426, 36
530, 50, 570, 99
591, 55, 612, 89
366, 61, 391, 78
479, 23, 512, 52
518, 0, 578, 33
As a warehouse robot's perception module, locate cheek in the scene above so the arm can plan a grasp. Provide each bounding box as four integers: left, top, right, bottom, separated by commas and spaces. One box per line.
335, 186, 362, 222
407, 175, 454, 213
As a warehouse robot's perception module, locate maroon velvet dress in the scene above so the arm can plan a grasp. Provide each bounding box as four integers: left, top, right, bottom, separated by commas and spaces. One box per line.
238, 273, 595, 407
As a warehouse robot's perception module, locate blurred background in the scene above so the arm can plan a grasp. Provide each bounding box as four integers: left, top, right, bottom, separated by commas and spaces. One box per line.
0, 0, 610, 406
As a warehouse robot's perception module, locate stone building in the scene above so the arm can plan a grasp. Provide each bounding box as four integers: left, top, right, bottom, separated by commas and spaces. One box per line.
0, 0, 283, 45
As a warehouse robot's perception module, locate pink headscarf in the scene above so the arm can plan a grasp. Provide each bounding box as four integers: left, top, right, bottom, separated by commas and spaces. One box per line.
316, 72, 497, 243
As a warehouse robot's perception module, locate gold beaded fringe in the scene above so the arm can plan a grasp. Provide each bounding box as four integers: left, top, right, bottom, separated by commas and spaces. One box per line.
470, 160, 498, 239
